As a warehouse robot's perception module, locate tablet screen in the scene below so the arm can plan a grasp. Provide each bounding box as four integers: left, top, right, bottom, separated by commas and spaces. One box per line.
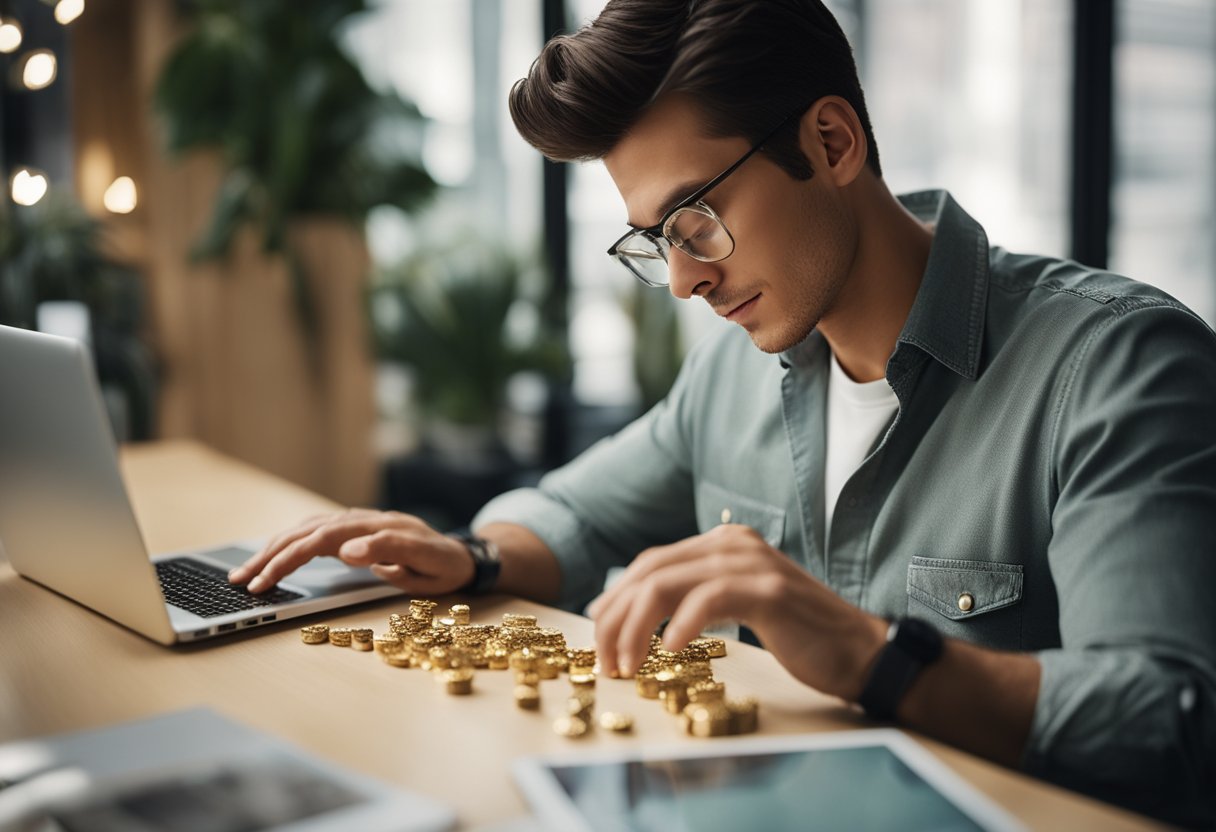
548, 744, 986, 832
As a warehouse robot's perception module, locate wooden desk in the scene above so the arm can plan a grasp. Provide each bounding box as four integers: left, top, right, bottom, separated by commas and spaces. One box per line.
0, 441, 1161, 830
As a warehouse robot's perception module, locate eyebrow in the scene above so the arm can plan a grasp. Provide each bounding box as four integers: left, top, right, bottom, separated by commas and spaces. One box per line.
627, 180, 702, 230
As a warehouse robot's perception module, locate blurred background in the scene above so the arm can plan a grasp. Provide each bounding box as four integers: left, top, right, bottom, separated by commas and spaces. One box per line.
2, 0, 1212, 529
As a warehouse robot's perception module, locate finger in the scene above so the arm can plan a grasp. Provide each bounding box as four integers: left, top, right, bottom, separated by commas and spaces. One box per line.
247, 514, 419, 592
229, 509, 378, 583
347, 530, 475, 595
587, 534, 714, 619
229, 514, 332, 583
369, 562, 463, 595
613, 558, 729, 677
661, 576, 743, 652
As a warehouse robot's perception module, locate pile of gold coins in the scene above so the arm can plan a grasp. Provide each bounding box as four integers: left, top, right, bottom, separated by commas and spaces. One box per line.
300, 599, 758, 739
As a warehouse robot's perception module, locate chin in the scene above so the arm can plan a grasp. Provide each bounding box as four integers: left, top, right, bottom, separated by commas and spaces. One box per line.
745, 318, 820, 355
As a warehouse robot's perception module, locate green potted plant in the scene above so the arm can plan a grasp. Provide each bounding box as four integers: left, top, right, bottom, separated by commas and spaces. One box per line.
369, 239, 570, 463
153, 0, 435, 323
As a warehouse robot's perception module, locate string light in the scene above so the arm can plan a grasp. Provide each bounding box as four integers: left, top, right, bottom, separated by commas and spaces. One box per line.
22, 50, 58, 90
0, 18, 22, 53
11, 168, 49, 207
54, 0, 85, 26
103, 177, 137, 214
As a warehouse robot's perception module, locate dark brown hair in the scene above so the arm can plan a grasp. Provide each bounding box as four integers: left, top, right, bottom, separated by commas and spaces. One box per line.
509, 0, 881, 181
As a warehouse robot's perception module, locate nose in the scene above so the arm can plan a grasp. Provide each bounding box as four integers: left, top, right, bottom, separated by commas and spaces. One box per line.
667, 248, 722, 300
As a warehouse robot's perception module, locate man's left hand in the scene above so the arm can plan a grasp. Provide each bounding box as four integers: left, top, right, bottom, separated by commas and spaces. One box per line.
587, 523, 887, 699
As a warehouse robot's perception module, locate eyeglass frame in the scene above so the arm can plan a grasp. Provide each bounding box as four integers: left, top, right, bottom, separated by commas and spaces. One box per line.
606, 107, 806, 286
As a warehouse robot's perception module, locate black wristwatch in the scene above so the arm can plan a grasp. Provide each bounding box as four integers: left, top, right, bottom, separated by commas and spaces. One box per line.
857, 617, 943, 721
448, 530, 501, 595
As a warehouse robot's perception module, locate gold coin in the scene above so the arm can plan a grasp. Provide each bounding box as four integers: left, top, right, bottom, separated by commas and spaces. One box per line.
381, 652, 412, 668
351, 639, 373, 652
683, 702, 731, 737
300, 625, 329, 644
553, 715, 588, 738
727, 697, 760, 734
599, 712, 634, 733
567, 691, 594, 717
374, 636, 404, 654
569, 672, 596, 689
328, 627, 353, 646
442, 667, 474, 695
514, 685, 541, 710
688, 680, 726, 703
502, 613, 537, 628
690, 636, 727, 659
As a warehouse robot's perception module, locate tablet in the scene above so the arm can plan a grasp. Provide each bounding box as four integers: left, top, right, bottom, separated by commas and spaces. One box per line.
513, 729, 1025, 832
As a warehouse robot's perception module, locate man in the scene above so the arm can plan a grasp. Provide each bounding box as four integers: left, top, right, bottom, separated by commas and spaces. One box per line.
230, 0, 1216, 822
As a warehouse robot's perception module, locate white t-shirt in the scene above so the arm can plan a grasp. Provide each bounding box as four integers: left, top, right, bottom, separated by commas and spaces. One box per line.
824, 352, 900, 543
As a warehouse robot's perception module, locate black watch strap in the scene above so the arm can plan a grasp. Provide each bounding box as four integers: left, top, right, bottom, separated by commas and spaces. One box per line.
857, 617, 943, 721
448, 530, 501, 595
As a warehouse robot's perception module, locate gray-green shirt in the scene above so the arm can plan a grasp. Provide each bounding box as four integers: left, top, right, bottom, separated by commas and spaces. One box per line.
474, 190, 1216, 824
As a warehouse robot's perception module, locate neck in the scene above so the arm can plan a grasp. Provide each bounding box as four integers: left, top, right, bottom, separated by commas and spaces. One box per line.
817, 177, 934, 383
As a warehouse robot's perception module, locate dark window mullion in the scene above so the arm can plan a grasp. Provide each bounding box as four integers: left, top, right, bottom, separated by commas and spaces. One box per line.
1070, 0, 1115, 269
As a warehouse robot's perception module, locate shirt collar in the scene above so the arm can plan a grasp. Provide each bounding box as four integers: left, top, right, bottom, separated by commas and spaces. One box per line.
893, 189, 990, 381
778, 189, 990, 381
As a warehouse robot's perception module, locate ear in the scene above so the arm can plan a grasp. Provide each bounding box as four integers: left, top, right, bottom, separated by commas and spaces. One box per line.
799, 95, 868, 187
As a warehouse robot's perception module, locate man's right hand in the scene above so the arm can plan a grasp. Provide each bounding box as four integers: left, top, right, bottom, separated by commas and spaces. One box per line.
227, 509, 475, 595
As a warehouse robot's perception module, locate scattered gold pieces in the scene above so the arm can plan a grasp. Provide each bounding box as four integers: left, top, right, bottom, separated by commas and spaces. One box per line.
599, 712, 634, 733
300, 625, 329, 644
302, 601, 756, 739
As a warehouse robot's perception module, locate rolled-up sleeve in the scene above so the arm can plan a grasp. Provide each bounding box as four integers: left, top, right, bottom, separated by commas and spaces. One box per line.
472, 348, 705, 611
1026, 301, 1216, 825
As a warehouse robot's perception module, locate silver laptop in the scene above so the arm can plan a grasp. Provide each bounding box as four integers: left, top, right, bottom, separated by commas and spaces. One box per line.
0, 323, 401, 645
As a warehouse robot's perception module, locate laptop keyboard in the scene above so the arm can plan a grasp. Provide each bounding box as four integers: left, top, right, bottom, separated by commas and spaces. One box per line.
156, 558, 303, 618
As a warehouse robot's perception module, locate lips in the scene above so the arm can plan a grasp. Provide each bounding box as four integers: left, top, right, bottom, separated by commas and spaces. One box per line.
723, 294, 760, 321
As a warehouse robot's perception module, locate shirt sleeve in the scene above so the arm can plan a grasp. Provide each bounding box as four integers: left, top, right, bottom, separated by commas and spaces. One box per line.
1025, 300, 1216, 825
471, 346, 705, 612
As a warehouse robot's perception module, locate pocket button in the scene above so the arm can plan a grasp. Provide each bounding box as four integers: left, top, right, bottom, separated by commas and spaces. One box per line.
957, 592, 975, 613
720, 508, 732, 524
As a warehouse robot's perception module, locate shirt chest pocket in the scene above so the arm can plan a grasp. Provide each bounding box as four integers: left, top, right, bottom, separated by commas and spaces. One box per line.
906, 556, 1024, 650
695, 481, 786, 548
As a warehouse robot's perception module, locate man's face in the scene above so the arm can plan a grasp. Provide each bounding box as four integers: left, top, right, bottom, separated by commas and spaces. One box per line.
604, 96, 857, 354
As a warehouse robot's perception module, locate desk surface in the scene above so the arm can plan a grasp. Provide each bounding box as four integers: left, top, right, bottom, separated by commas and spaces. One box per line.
0, 440, 1161, 830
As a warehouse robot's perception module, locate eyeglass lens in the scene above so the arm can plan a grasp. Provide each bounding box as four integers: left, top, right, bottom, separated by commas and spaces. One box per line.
614, 206, 733, 286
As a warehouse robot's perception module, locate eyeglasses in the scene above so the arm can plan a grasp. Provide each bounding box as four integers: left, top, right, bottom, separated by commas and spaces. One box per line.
606, 110, 802, 287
